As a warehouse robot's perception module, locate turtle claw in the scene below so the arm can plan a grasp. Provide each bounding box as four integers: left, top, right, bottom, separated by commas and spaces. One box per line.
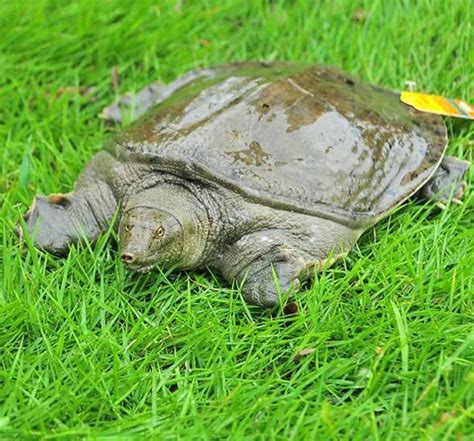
434, 196, 464, 210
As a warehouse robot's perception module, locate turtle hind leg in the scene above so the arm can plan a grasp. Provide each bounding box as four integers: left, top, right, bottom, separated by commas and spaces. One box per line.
416, 156, 470, 207
100, 68, 219, 124
18, 152, 118, 256
216, 230, 307, 308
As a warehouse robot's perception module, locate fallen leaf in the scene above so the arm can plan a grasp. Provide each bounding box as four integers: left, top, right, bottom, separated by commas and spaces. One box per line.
283, 302, 298, 315
352, 9, 367, 22
54, 86, 97, 98
357, 367, 373, 379
440, 411, 456, 424
294, 348, 315, 362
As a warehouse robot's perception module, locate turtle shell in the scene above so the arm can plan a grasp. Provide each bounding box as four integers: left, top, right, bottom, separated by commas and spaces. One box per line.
111, 62, 447, 227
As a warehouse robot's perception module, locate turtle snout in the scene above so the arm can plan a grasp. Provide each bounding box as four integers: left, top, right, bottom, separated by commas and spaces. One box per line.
120, 248, 156, 272
120, 252, 136, 265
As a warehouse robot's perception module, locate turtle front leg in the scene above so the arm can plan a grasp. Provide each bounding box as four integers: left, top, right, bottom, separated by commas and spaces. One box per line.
19, 151, 118, 255
237, 258, 304, 308
416, 156, 470, 207
216, 217, 362, 308
216, 231, 310, 308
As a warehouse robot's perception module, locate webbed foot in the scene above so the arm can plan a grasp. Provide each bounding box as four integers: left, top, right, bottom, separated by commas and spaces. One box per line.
18, 194, 87, 255
18, 182, 116, 256
217, 219, 361, 308
417, 156, 470, 207
239, 259, 303, 308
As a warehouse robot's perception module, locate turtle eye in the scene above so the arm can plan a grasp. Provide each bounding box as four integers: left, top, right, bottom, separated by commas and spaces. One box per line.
125, 223, 133, 232
155, 226, 164, 238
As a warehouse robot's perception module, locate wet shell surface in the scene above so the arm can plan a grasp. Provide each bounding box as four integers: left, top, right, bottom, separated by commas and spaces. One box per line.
110, 62, 447, 227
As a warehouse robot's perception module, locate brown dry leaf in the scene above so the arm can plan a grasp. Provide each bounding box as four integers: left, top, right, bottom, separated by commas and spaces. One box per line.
55, 86, 96, 98
294, 348, 315, 362
352, 8, 367, 22
28, 96, 36, 110
440, 411, 456, 424
198, 39, 210, 47
283, 302, 298, 315
111, 65, 120, 92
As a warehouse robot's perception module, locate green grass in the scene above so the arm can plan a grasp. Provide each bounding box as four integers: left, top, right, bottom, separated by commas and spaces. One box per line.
1, 0, 473, 439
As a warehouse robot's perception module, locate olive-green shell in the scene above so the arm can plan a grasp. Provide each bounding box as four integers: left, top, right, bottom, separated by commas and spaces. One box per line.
112, 62, 447, 227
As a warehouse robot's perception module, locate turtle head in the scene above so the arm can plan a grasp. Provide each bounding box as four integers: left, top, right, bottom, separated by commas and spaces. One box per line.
119, 187, 209, 272
119, 207, 184, 272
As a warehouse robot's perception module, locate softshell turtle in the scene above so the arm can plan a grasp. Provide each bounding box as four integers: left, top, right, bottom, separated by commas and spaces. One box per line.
20, 62, 470, 307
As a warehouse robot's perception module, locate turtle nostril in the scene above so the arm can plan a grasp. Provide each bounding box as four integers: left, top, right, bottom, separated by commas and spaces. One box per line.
120, 253, 135, 264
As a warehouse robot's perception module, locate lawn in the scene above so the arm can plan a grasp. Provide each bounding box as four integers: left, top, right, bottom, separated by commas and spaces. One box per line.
0, 0, 473, 439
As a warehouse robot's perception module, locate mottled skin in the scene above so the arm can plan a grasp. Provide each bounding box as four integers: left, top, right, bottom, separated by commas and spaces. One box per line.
20, 62, 469, 307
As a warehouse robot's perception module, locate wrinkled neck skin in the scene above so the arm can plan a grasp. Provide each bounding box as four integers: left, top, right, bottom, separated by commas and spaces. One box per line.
123, 183, 211, 270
